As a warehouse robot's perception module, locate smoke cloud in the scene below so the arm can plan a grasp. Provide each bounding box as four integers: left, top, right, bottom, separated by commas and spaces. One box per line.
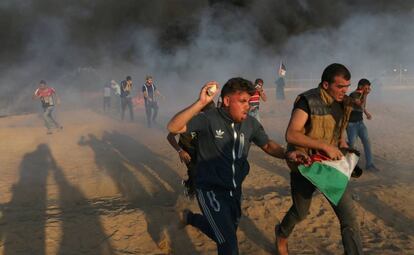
0, 0, 413, 114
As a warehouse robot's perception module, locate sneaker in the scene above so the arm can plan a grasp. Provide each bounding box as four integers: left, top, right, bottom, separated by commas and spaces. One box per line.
366, 165, 380, 172
179, 209, 192, 228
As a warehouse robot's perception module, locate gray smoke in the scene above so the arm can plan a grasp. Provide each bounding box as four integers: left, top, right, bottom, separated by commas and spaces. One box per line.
0, 0, 413, 114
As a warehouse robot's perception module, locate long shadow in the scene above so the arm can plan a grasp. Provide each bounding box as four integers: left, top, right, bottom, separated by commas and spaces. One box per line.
1, 144, 49, 255
79, 131, 199, 254
48, 147, 114, 255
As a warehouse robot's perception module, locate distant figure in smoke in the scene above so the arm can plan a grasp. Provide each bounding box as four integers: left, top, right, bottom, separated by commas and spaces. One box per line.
142, 75, 163, 127
276, 64, 363, 255
32, 80, 63, 134
248, 78, 266, 122
166, 101, 215, 199
347, 79, 379, 172
103, 83, 111, 113
110, 80, 121, 113
120, 76, 134, 121
275, 62, 286, 100
167, 78, 308, 255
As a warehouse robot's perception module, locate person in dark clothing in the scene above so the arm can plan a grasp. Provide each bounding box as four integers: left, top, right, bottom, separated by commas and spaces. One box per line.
167, 78, 308, 255
120, 76, 134, 121
166, 101, 216, 199
275, 76, 286, 100
347, 79, 378, 171
142, 75, 163, 127
275, 64, 363, 255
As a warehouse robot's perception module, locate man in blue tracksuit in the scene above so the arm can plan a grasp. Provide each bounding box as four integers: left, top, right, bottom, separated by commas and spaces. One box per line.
167, 78, 308, 255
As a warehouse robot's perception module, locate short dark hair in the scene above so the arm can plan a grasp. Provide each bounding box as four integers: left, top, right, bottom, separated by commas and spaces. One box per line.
357, 78, 371, 88
39, 80, 46, 85
254, 78, 264, 85
126, 76, 132, 81
220, 77, 256, 98
321, 63, 351, 84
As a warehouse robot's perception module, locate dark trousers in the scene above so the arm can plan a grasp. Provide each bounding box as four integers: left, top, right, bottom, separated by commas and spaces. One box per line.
121, 97, 133, 121
278, 172, 363, 255
188, 189, 241, 255
103, 97, 111, 112
145, 102, 158, 127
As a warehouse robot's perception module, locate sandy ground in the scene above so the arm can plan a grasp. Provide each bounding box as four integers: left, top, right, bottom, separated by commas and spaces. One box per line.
0, 91, 413, 255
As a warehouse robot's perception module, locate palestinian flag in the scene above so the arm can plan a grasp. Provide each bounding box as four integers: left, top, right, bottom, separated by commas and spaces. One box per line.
298, 152, 359, 206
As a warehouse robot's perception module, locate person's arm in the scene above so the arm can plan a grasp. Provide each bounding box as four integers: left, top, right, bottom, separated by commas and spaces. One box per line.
339, 132, 348, 148
156, 89, 165, 100
32, 89, 39, 100
251, 121, 310, 163
363, 94, 372, 120
142, 86, 149, 99
258, 87, 267, 102
166, 132, 191, 164
167, 81, 219, 134
286, 108, 343, 160
260, 140, 285, 158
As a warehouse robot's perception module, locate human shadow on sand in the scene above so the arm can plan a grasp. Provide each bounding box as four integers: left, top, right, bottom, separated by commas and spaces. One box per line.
78, 131, 199, 254
0, 144, 113, 255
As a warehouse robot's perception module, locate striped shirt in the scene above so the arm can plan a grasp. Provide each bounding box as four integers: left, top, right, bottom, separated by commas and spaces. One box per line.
249, 90, 261, 109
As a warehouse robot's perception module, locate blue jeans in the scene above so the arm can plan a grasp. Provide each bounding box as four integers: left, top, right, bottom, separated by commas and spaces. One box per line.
347, 121, 373, 168
43, 106, 60, 130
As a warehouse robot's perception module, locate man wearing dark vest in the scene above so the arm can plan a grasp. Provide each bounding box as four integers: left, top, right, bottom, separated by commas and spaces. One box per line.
142, 75, 163, 127
275, 64, 363, 255
347, 79, 378, 171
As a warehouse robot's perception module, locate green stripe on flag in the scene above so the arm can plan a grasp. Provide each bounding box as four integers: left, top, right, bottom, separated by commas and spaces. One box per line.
298, 162, 349, 206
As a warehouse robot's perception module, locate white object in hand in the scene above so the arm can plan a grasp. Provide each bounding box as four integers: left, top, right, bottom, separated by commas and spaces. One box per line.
207, 85, 217, 96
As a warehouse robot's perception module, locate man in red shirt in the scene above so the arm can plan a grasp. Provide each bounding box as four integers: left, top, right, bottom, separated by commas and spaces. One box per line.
33, 80, 62, 134
248, 78, 267, 122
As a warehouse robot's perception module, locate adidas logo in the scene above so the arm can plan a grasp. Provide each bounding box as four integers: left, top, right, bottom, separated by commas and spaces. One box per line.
215, 129, 224, 139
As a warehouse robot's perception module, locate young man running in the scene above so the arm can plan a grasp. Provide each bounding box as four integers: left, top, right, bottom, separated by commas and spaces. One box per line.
167, 78, 308, 255
33, 80, 62, 134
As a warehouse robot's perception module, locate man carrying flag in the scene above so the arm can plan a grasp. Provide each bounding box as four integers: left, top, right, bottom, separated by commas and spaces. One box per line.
275, 63, 363, 255
275, 62, 286, 100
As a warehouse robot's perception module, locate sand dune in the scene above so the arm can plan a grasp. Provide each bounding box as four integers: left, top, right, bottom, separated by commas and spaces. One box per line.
0, 94, 413, 254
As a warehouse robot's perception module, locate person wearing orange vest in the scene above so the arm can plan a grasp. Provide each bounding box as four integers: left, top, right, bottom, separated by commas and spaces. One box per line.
248, 78, 266, 123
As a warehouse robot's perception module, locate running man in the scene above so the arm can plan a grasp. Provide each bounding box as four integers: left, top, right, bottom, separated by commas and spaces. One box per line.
275, 64, 363, 255
33, 80, 62, 134
167, 78, 308, 255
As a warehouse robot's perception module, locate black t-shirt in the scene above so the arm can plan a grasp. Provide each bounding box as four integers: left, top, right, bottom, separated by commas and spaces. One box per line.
293, 96, 344, 126
348, 91, 364, 123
